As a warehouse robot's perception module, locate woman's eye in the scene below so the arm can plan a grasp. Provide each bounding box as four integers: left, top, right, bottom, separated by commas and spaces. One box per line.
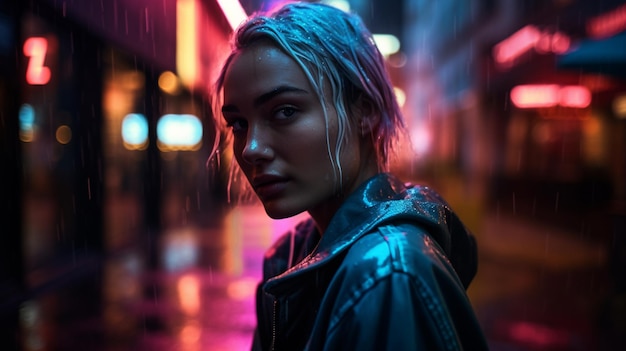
225, 119, 247, 133
274, 106, 297, 120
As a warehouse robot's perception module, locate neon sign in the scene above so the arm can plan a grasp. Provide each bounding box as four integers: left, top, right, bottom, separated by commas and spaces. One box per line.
23, 37, 51, 85
587, 3, 626, 38
216, 0, 248, 31
510, 85, 591, 109
493, 25, 570, 68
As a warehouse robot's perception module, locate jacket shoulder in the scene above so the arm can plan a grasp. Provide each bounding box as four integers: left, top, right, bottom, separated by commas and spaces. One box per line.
321, 223, 480, 348
339, 223, 464, 290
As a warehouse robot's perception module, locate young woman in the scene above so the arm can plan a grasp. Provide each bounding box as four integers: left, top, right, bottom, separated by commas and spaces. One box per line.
213, 2, 488, 350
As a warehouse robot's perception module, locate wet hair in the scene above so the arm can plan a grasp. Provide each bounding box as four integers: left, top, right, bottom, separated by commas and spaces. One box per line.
212, 2, 405, 191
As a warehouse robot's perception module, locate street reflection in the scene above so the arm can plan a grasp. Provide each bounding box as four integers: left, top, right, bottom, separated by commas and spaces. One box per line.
178, 274, 201, 315
13, 196, 620, 350
131, 204, 304, 351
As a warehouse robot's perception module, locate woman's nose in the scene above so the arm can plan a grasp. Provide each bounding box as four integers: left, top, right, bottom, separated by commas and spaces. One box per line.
241, 127, 273, 165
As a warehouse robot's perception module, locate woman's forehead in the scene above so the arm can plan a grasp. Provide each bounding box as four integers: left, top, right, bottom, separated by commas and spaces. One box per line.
227, 42, 294, 78
222, 42, 316, 105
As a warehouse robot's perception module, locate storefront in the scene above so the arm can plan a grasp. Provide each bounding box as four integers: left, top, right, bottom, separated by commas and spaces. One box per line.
1, 0, 233, 348
483, 4, 626, 236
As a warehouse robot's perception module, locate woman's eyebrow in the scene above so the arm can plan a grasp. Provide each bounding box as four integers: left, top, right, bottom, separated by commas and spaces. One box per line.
254, 85, 308, 107
222, 85, 308, 114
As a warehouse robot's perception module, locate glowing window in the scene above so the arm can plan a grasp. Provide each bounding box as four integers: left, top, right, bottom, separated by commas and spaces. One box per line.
157, 114, 203, 151
19, 104, 35, 130
559, 86, 591, 108
511, 85, 591, 109
122, 113, 149, 150
19, 104, 36, 142
511, 85, 560, 108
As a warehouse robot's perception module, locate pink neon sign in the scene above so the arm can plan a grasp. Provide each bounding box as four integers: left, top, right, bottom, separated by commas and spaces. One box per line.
587, 3, 626, 38
511, 85, 591, 109
493, 26, 571, 67
23, 37, 51, 85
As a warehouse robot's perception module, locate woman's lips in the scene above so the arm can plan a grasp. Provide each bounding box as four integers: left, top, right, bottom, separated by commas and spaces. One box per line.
252, 175, 289, 199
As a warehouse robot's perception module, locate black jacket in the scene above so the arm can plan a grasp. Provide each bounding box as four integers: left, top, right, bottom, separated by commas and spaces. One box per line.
251, 173, 488, 350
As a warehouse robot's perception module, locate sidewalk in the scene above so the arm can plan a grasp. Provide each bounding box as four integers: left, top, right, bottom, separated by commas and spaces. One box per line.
470, 212, 614, 350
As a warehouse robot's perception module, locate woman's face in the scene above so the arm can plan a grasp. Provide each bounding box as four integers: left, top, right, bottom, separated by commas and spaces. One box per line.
221, 42, 375, 229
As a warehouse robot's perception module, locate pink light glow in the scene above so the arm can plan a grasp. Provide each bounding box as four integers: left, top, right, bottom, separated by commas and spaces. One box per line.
587, 3, 626, 38
217, 0, 248, 31
410, 126, 431, 156
511, 85, 592, 109
23, 37, 51, 85
494, 25, 541, 66
511, 85, 560, 108
550, 32, 571, 54
178, 274, 201, 315
493, 26, 570, 67
508, 321, 571, 348
559, 85, 591, 108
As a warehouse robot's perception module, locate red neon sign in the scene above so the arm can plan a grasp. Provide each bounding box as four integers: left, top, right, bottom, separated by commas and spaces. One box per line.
23, 37, 51, 85
493, 25, 571, 67
494, 25, 541, 65
511, 85, 591, 109
559, 86, 592, 108
587, 3, 626, 38
511, 84, 560, 108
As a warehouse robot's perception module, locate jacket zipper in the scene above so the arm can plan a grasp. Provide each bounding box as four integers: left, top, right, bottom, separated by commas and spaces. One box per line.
271, 299, 278, 351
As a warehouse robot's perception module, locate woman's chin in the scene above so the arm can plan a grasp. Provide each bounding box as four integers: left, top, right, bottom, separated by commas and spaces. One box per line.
262, 202, 304, 220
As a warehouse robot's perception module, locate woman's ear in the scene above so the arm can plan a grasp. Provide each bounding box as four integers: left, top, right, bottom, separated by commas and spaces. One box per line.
356, 98, 380, 136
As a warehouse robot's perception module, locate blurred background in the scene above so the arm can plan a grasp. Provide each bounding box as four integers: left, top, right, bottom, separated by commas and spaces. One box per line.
1, 0, 625, 350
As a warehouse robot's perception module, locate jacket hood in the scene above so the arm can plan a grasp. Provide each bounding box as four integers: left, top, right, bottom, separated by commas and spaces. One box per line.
266, 173, 478, 289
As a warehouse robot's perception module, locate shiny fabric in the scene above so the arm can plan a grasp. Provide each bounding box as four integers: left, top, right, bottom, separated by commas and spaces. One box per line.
251, 173, 488, 350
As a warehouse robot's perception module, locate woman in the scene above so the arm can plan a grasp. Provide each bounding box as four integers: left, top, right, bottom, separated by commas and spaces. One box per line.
213, 2, 488, 350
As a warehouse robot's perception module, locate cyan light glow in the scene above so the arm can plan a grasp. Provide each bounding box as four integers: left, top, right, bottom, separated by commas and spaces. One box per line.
19, 103, 36, 142
122, 113, 149, 147
157, 114, 203, 150
19, 104, 35, 130
321, 0, 350, 12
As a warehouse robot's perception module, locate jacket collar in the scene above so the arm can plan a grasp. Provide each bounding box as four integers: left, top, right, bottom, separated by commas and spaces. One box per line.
264, 173, 457, 292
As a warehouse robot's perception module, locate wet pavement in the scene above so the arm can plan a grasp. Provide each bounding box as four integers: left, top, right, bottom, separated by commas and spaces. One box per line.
14, 205, 625, 350
470, 212, 615, 350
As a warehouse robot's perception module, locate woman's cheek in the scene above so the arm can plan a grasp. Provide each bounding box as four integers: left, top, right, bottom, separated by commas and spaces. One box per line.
231, 136, 245, 157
